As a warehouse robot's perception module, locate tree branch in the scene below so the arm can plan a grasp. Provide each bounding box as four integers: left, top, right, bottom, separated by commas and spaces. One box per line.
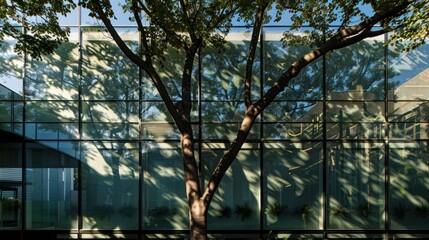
202, 0, 413, 207
244, 3, 267, 109
207, 3, 239, 32
138, 0, 186, 48
90, 0, 186, 133
179, 0, 198, 42
131, 0, 151, 61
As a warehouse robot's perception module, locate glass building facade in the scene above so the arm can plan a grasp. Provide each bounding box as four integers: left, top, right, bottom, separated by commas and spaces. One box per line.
1, 10, 429, 240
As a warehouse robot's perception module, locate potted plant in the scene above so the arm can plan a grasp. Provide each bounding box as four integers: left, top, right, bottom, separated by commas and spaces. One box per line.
294, 203, 313, 227
265, 202, 288, 221
330, 204, 349, 220
148, 206, 171, 219
357, 202, 373, 218
216, 205, 232, 218
235, 203, 253, 221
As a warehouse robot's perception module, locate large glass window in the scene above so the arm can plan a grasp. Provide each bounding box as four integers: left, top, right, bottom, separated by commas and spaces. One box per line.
264, 27, 323, 101
326, 101, 385, 140
263, 142, 323, 230
203, 143, 260, 230
2, 16, 429, 238
201, 29, 261, 141
389, 141, 429, 229
264, 101, 323, 140
327, 142, 385, 230
81, 141, 139, 230
25, 141, 79, 229
0, 142, 22, 230
142, 142, 188, 230
326, 37, 386, 101
388, 42, 429, 101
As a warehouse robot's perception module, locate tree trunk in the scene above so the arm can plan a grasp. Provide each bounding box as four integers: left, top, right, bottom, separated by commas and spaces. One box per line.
189, 199, 207, 240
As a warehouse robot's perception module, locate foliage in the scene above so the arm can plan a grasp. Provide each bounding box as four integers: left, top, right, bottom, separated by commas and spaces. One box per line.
330, 204, 349, 219
294, 203, 313, 223
389, 1, 429, 51
235, 203, 254, 221
357, 202, 373, 218
0, 0, 76, 59
3, 0, 429, 239
216, 205, 232, 218
265, 202, 288, 218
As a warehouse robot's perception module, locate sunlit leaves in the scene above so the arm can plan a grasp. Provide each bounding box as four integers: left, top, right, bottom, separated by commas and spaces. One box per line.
389, 0, 429, 51
0, 0, 76, 59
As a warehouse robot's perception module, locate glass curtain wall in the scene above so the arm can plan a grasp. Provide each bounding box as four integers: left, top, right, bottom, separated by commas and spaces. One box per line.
0, 17, 429, 240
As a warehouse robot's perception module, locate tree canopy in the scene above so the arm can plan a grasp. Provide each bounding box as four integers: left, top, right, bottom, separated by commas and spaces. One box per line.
0, 0, 75, 59
2, 0, 429, 239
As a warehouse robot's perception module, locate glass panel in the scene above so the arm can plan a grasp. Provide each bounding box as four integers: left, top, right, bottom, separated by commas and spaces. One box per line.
265, 101, 322, 122
389, 142, 429, 229
327, 142, 385, 230
82, 101, 139, 123
142, 142, 188, 230
201, 101, 261, 140
326, 101, 385, 122
82, 123, 139, 140
203, 143, 260, 230
0, 85, 12, 100
326, 123, 385, 140
57, 0, 78, 26
0, 39, 23, 94
82, 27, 139, 101
25, 142, 79, 229
389, 122, 429, 140
388, 101, 429, 122
202, 28, 260, 101
202, 101, 246, 122
327, 37, 385, 100
140, 100, 198, 122
142, 48, 197, 102
388, 42, 429, 100
202, 123, 260, 140
141, 123, 199, 141
0, 101, 13, 123
25, 123, 78, 141
264, 27, 323, 101
0, 142, 22, 230
142, 101, 174, 122
264, 122, 323, 140
82, 141, 139, 230
263, 142, 323, 230
25, 101, 78, 122
264, 101, 323, 140
25, 34, 79, 100
81, 0, 134, 26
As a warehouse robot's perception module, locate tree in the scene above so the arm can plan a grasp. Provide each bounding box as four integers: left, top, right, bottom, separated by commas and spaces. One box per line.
0, 0, 75, 59
3, 0, 429, 239
73, 0, 429, 239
